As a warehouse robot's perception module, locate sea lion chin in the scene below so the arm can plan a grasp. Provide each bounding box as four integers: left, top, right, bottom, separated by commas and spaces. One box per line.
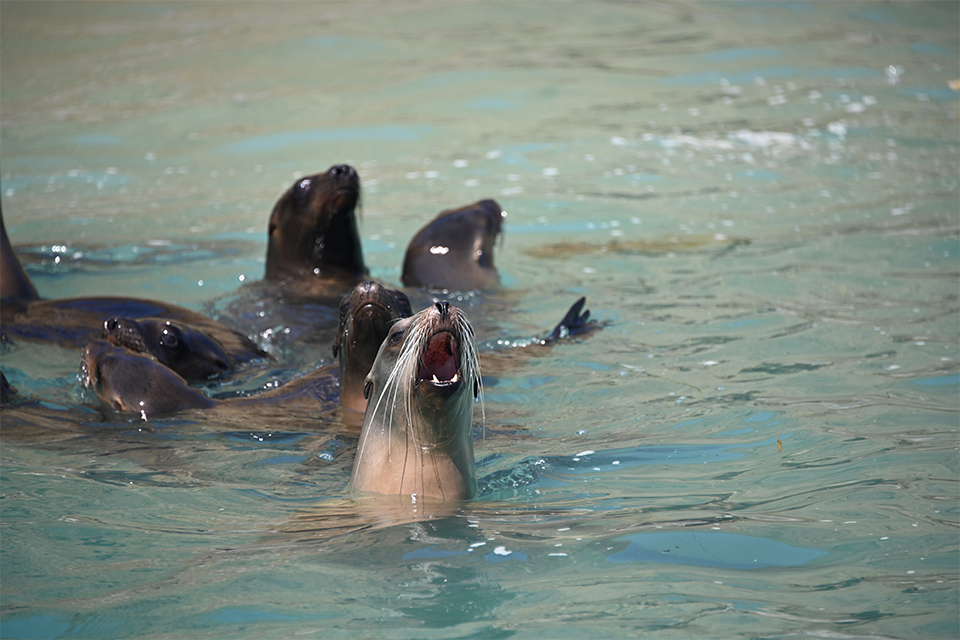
264, 163, 367, 291
401, 199, 505, 292
350, 300, 481, 501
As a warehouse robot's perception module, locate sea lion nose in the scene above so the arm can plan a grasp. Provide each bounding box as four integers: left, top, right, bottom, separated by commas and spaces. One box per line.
435, 300, 449, 317
329, 164, 357, 179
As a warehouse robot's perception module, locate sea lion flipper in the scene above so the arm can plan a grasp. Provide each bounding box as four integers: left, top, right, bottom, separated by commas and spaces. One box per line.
541, 296, 600, 344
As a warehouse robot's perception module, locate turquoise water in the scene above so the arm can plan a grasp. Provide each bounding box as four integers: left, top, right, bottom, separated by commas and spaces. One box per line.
1, 2, 958, 638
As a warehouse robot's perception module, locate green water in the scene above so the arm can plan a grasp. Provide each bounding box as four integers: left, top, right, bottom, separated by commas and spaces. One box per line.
1, 2, 957, 638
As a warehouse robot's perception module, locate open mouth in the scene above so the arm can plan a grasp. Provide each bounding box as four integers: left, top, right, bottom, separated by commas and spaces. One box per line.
417, 331, 461, 387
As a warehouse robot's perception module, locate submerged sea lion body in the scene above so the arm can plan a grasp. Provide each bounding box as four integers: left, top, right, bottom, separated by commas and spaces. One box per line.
0, 207, 268, 380
81, 282, 411, 419
402, 199, 505, 292
350, 301, 481, 501
81, 340, 339, 419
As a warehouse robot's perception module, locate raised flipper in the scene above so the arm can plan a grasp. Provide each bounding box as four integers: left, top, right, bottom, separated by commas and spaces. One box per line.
539, 296, 601, 345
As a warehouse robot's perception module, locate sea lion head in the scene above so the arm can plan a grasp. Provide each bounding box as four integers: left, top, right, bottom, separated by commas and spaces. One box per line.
401, 199, 505, 292
350, 301, 480, 501
80, 340, 216, 417
102, 317, 231, 380
332, 281, 413, 414
264, 164, 366, 284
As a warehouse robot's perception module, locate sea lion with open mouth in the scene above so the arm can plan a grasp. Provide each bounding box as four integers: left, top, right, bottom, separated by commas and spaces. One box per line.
401, 199, 505, 292
350, 301, 481, 501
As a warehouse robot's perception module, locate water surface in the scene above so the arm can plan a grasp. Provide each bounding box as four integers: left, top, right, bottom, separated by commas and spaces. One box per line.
1, 2, 958, 639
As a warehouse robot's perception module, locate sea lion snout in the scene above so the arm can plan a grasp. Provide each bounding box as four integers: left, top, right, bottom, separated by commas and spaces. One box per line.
328, 164, 357, 183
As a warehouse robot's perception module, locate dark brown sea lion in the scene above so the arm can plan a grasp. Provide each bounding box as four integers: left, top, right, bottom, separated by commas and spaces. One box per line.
1, 370, 16, 405
80, 281, 410, 419
81, 341, 218, 416
350, 301, 481, 501
401, 199, 505, 292
101, 316, 266, 381
333, 281, 412, 415
0, 204, 38, 301
264, 164, 367, 296
81, 340, 342, 419
0, 207, 267, 378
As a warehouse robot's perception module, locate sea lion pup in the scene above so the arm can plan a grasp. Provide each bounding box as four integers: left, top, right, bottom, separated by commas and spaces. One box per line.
350, 301, 481, 501
401, 199, 505, 292
101, 316, 268, 381
333, 281, 413, 415
81, 341, 217, 416
263, 163, 368, 296
81, 340, 341, 419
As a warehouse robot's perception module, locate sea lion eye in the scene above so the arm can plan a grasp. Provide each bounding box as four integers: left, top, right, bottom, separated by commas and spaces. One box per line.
160, 328, 179, 349
388, 329, 404, 346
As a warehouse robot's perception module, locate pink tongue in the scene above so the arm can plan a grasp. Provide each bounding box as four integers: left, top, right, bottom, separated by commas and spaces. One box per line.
419, 332, 458, 382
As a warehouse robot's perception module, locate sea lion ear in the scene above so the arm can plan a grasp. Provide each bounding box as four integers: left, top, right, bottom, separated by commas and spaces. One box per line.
473, 378, 480, 399
332, 340, 339, 359
363, 378, 373, 400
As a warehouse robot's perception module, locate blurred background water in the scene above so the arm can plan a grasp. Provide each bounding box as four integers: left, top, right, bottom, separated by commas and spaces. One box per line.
1, 2, 957, 639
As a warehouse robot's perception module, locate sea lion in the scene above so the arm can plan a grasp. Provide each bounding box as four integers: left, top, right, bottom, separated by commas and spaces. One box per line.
80, 281, 411, 419
0, 207, 268, 377
81, 341, 218, 416
101, 316, 267, 381
350, 301, 481, 501
264, 163, 367, 295
1, 370, 16, 405
0, 204, 38, 301
81, 339, 345, 420
333, 281, 413, 415
401, 199, 505, 292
